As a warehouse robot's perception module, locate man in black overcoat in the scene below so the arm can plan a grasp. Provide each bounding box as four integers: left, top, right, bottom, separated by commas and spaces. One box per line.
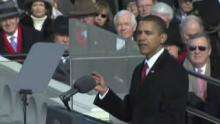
92, 15, 189, 124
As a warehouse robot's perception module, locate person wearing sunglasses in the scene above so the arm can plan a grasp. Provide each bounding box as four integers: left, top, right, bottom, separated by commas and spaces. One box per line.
95, 0, 114, 33
178, 15, 204, 63
183, 33, 220, 124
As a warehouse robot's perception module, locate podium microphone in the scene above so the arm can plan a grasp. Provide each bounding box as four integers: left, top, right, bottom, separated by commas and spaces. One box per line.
59, 75, 96, 111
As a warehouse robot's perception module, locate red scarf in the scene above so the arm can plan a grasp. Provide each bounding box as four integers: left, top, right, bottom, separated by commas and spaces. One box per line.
2, 25, 24, 54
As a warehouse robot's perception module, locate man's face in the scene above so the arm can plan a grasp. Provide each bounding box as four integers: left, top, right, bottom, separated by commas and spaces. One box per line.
1, 17, 19, 34
137, 0, 154, 17
188, 37, 211, 68
183, 20, 203, 44
54, 34, 70, 46
31, 1, 47, 18
180, 1, 193, 13
116, 14, 135, 39
136, 20, 166, 58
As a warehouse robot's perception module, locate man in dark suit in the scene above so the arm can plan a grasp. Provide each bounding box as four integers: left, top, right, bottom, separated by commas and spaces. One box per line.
52, 15, 70, 85
92, 15, 189, 124
183, 33, 220, 124
0, 0, 42, 62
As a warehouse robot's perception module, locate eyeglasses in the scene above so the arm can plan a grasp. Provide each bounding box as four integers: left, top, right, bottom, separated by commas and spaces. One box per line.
188, 45, 209, 52
97, 14, 107, 18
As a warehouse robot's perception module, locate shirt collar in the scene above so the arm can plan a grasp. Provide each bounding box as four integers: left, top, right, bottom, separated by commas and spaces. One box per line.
195, 64, 206, 74
7, 29, 18, 37
144, 48, 164, 69
6, 29, 18, 42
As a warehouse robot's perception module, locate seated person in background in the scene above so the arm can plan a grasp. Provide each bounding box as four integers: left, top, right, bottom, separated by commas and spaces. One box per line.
183, 33, 220, 124
20, 0, 54, 41
113, 10, 139, 53
94, 0, 115, 33
127, 1, 139, 17
52, 15, 70, 85
135, 0, 156, 20
68, 0, 99, 48
0, 0, 42, 62
175, 0, 200, 23
178, 15, 204, 63
68, 0, 98, 26
113, 10, 137, 40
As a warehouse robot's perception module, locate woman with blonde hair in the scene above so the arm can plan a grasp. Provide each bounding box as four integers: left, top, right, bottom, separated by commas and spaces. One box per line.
95, 0, 115, 33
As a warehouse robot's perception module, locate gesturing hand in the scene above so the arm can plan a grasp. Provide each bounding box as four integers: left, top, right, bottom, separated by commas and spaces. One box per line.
92, 72, 109, 95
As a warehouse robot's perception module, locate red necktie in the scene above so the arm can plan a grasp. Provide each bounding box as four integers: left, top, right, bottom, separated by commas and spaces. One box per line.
141, 63, 149, 84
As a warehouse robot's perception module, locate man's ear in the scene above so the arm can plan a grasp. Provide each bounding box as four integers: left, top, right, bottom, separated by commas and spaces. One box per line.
160, 33, 167, 44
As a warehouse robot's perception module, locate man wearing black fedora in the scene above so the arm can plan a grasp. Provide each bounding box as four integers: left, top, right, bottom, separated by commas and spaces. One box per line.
52, 15, 70, 84
68, 0, 98, 25
68, 0, 101, 49
0, 0, 43, 62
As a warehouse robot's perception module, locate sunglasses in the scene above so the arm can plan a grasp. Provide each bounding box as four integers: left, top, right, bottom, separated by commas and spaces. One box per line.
188, 45, 208, 52
96, 14, 107, 18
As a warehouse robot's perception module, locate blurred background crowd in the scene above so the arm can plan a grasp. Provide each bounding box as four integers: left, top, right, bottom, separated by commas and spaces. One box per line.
0, 0, 220, 61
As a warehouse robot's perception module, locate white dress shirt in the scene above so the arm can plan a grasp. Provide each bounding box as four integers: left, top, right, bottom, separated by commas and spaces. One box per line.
194, 64, 206, 75
144, 48, 164, 74
7, 29, 18, 45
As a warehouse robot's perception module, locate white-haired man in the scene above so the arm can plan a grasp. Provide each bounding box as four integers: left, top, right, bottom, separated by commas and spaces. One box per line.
114, 10, 137, 40
113, 10, 139, 52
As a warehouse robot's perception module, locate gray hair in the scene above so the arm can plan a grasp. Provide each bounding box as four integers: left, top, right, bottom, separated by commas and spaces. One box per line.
188, 33, 211, 48
180, 15, 204, 34
113, 10, 137, 29
151, 2, 174, 20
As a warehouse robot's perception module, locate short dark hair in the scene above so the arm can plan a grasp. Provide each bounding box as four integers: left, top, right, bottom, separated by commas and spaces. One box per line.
188, 33, 211, 48
138, 15, 167, 34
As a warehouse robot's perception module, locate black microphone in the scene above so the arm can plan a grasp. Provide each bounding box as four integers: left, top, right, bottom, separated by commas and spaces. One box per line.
59, 75, 96, 111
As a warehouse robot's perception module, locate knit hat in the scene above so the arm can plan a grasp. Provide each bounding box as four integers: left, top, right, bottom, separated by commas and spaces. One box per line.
53, 15, 69, 36
68, 0, 98, 17
0, 0, 21, 21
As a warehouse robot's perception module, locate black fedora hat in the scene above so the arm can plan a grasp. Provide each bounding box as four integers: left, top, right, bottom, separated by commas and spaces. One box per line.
53, 15, 69, 36
68, 0, 98, 17
0, 0, 21, 21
